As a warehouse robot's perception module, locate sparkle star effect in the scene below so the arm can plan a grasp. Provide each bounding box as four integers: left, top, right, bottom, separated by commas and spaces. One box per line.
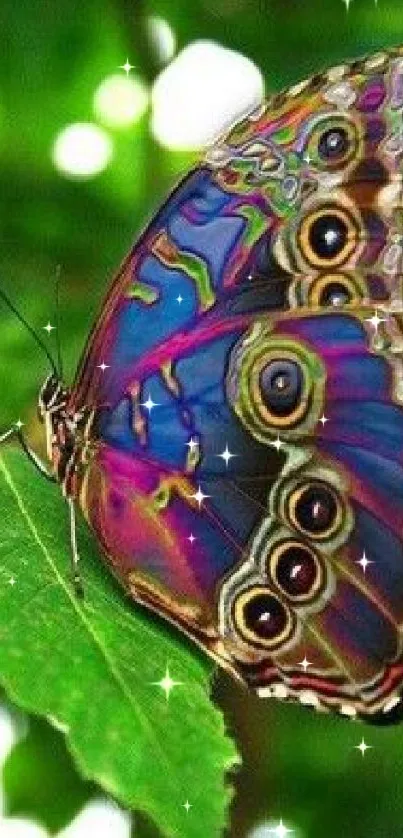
270, 819, 293, 838
97, 362, 110, 372
176, 295, 183, 304
183, 801, 192, 813
188, 533, 196, 544
365, 310, 387, 332
119, 58, 135, 74
43, 322, 55, 334
141, 395, 160, 412
190, 485, 210, 507
186, 437, 199, 454
15, 420, 24, 431
319, 414, 329, 426
356, 551, 373, 573
8, 578, 16, 587
270, 436, 284, 452
299, 656, 312, 672
152, 666, 182, 701
217, 444, 237, 467
355, 738, 372, 756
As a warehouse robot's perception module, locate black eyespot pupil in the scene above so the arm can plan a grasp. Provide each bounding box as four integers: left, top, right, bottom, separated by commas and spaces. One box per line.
260, 359, 303, 416
309, 213, 348, 260
243, 593, 288, 640
319, 281, 352, 307
318, 127, 349, 161
295, 484, 338, 535
276, 545, 318, 597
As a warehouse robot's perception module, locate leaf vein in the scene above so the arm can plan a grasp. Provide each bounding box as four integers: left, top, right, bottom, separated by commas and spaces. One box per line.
0, 454, 185, 792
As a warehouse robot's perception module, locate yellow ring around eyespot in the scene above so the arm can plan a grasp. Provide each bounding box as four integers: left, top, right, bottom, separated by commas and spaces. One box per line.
227, 325, 326, 445
314, 119, 359, 170
232, 585, 296, 651
298, 205, 359, 269
287, 481, 344, 542
251, 351, 311, 430
268, 539, 325, 604
308, 272, 365, 308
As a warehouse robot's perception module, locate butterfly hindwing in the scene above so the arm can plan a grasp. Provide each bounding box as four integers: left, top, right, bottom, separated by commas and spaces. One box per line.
220, 308, 403, 717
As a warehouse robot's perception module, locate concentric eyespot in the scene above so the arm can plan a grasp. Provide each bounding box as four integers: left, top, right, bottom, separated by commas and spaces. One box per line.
298, 206, 359, 269
256, 352, 311, 430
269, 540, 324, 603
287, 481, 343, 541
307, 273, 365, 309
233, 586, 296, 650
319, 126, 350, 162
227, 325, 326, 444
305, 116, 359, 171
318, 280, 354, 307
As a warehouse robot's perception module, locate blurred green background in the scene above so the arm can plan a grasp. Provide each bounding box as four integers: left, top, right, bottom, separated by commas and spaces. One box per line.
2, 0, 403, 836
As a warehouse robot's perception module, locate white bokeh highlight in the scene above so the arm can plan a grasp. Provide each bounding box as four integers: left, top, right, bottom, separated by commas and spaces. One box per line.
248, 821, 299, 838
151, 40, 264, 150
52, 123, 113, 179
59, 799, 131, 838
0, 820, 47, 838
94, 74, 149, 128
147, 16, 176, 64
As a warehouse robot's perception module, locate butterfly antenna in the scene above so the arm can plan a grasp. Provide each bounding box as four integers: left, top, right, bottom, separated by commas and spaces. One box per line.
54, 264, 64, 379
0, 286, 59, 376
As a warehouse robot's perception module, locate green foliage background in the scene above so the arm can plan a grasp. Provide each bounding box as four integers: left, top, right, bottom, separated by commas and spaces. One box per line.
2, 0, 403, 836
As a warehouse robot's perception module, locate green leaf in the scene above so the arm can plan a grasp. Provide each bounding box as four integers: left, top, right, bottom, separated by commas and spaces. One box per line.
133, 812, 165, 838
3, 714, 95, 834
0, 448, 238, 838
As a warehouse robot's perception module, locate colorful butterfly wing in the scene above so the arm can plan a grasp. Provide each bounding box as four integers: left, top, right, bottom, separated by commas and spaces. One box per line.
220, 308, 403, 717
70, 46, 403, 716
70, 159, 292, 663
210, 47, 403, 315
71, 46, 403, 414
69, 166, 287, 415
79, 303, 283, 657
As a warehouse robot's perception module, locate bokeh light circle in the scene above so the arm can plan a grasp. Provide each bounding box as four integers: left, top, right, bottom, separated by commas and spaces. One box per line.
52, 123, 113, 179
147, 16, 176, 64
94, 74, 149, 128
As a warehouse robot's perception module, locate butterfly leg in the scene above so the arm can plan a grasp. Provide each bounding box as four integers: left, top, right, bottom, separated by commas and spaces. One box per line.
0, 425, 56, 481
67, 497, 84, 599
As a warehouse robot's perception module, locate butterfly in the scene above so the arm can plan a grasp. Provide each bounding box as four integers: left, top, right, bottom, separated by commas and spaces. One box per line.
4, 44, 403, 723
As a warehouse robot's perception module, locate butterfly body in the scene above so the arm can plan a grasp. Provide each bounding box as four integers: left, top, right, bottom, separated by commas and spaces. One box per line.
35, 45, 403, 721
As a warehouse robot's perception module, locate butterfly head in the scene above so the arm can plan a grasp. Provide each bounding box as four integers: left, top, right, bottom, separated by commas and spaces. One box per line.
38, 374, 68, 419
